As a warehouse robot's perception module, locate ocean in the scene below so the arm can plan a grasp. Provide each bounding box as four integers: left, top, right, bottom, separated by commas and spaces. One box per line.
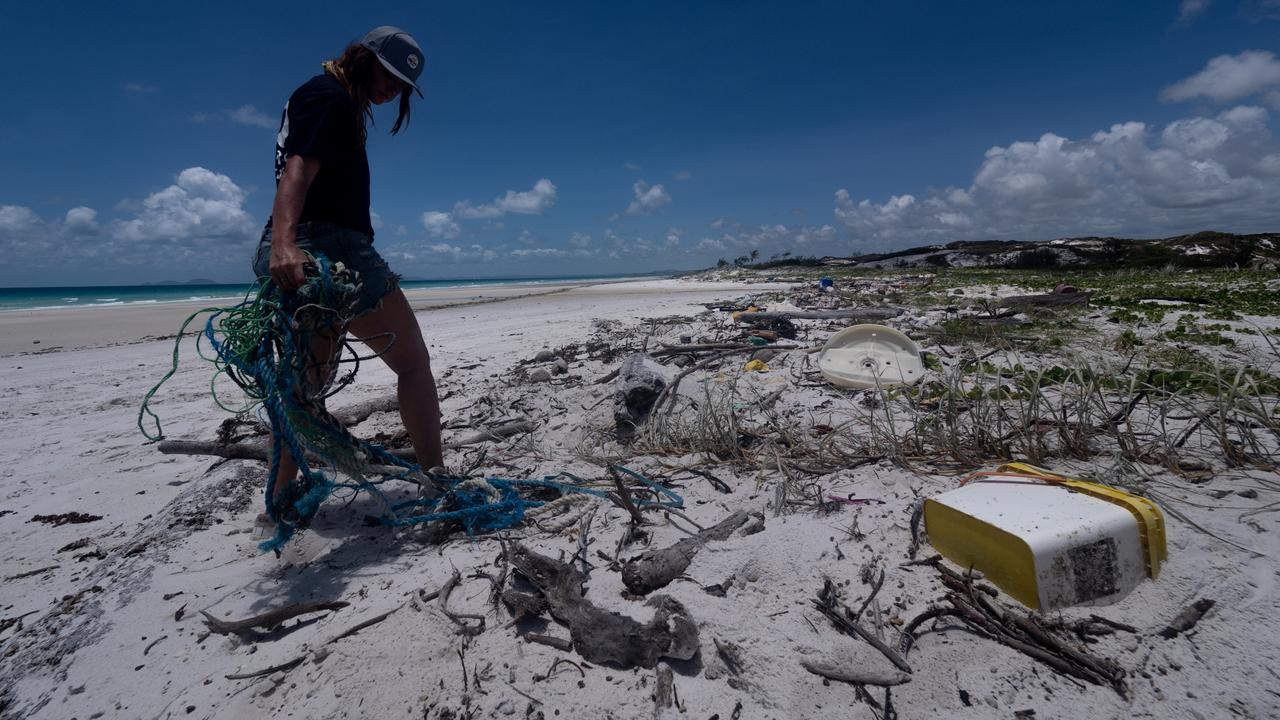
0, 274, 655, 313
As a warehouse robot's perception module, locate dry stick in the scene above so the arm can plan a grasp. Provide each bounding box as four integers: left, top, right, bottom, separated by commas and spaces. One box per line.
812, 601, 912, 674
225, 655, 305, 681
438, 569, 486, 636
143, 635, 168, 656
607, 466, 645, 526
325, 605, 401, 645
1088, 614, 1138, 634
201, 601, 349, 637
524, 633, 573, 651
505, 682, 544, 707
852, 568, 886, 622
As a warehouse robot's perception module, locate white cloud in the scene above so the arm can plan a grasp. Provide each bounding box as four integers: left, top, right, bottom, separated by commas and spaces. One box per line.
454, 179, 557, 219
228, 104, 277, 129
673, 170, 691, 180
64, 207, 99, 234
0, 205, 40, 234
833, 105, 1280, 245
422, 211, 460, 239
113, 167, 256, 243
1161, 50, 1280, 104
568, 232, 592, 248
710, 218, 725, 229
370, 210, 384, 231
623, 162, 641, 172
664, 227, 682, 247
626, 181, 671, 215
1177, 0, 1211, 22
511, 247, 569, 257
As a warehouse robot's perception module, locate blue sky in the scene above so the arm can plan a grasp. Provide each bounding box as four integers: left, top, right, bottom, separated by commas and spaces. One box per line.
2, 1, 1279, 285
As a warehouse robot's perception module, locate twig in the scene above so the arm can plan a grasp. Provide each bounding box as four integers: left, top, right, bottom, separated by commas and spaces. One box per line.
143, 635, 168, 656
225, 655, 305, 680
326, 605, 401, 644
853, 568, 886, 622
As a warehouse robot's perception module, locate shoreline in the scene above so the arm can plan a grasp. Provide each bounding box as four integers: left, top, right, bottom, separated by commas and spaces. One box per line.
0, 279, 633, 357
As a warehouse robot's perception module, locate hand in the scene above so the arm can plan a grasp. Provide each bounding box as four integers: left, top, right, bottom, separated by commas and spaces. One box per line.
268, 237, 308, 290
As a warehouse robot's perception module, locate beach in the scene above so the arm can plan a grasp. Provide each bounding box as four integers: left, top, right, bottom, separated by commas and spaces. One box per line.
1, 275, 1277, 720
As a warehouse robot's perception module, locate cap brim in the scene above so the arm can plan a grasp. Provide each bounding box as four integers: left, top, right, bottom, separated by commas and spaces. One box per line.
372, 53, 424, 98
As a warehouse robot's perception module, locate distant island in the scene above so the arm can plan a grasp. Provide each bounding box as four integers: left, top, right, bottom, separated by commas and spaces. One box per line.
721, 230, 1280, 272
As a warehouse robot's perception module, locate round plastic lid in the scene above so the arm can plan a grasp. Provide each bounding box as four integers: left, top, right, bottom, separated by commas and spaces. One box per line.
817, 324, 924, 389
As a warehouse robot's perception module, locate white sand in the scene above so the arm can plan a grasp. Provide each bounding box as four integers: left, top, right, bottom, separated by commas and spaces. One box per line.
0, 278, 1276, 720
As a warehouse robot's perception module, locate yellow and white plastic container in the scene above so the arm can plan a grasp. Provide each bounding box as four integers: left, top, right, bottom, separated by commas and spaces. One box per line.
923, 464, 1167, 611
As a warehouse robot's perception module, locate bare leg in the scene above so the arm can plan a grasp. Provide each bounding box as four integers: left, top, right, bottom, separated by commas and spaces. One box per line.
348, 289, 445, 469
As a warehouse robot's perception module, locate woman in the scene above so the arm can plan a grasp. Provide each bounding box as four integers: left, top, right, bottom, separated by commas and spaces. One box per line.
253, 26, 444, 520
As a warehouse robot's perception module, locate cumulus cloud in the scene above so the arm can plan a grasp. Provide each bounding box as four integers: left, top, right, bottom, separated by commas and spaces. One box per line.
568, 232, 592, 248
228, 104, 277, 129
664, 227, 682, 248
387, 242, 496, 264
1177, 0, 1211, 22
422, 211, 460, 239
64, 207, 99, 234
833, 105, 1280, 245
0, 205, 40, 234
626, 181, 671, 215
511, 247, 569, 257
113, 167, 257, 243
454, 179, 557, 219
1161, 50, 1280, 104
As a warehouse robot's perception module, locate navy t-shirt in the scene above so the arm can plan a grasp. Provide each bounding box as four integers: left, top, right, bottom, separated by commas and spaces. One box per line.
272, 74, 373, 237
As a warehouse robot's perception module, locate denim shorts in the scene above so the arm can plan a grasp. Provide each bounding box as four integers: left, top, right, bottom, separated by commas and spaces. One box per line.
253, 221, 400, 318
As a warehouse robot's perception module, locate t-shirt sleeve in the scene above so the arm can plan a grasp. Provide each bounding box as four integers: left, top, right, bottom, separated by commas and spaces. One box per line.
283, 86, 354, 165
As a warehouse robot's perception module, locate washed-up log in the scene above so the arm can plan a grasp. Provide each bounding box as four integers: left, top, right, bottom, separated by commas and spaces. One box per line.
801, 659, 911, 687
999, 291, 1093, 309
332, 394, 399, 426
157, 419, 536, 462
622, 511, 753, 595
1160, 598, 1215, 639
509, 544, 698, 668
614, 353, 668, 429
734, 308, 902, 322
201, 601, 348, 638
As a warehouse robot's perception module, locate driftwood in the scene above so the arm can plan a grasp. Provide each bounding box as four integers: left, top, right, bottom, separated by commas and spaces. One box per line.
999, 291, 1093, 309
200, 601, 348, 638
332, 394, 399, 426
225, 655, 305, 680
614, 353, 668, 429
734, 308, 903, 322
509, 544, 698, 668
157, 419, 537, 463
622, 511, 753, 595
1160, 598, 1215, 639
925, 565, 1128, 695
524, 633, 572, 651
801, 659, 911, 687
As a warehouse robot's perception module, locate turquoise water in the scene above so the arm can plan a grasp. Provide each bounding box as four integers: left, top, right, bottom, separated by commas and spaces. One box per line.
0, 274, 654, 312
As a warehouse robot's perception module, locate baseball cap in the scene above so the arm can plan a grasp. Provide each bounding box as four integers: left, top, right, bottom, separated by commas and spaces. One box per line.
360, 26, 425, 98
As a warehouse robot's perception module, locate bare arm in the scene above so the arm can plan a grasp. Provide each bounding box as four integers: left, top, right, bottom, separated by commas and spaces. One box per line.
269, 155, 322, 290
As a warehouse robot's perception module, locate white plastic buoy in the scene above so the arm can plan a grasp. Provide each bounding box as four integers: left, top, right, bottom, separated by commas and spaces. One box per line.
817, 324, 923, 389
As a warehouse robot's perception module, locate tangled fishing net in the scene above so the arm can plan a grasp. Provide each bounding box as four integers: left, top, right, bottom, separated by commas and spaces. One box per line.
138, 254, 681, 552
